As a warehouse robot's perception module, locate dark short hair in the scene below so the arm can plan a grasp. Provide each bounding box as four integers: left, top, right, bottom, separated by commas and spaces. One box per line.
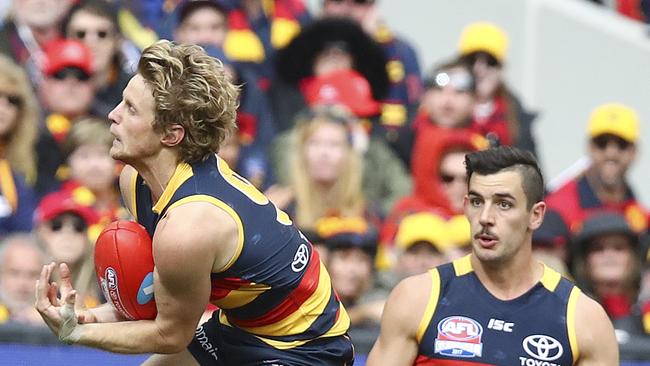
465, 146, 544, 209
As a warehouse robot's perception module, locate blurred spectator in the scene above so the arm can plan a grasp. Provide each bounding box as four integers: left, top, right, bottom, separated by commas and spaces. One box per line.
573, 213, 641, 325
272, 105, 383, 230
0, 55, 39, 236
222, 0, 311, 84
273, 17, 388, 132
0, 0, 72, 84
174, 0, 229, 49
205, 47, 277, 189
60, 117, 130, 237
62, 0, 134, 117
270, 103, 409, 218
34, 190, 102, 308
315, 215, 382, 355
639, 235, 650, 335
546, 103, 648, 234
35, 38, 98, 196
532, 208, 572, 277
457, 21, 538, 155
321, 0, 423, 153
0, 233, 46, 327
379, 129, 486, 261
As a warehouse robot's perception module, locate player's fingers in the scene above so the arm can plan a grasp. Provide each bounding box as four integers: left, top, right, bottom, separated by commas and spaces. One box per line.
48, 281, 61, 306
59, 263, 75, 294
35, 263, 55, 307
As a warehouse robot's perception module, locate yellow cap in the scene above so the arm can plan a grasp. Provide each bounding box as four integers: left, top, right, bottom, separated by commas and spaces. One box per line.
395, 213, 471, 252
587, 103, 639, 143
458, 22, 508, 63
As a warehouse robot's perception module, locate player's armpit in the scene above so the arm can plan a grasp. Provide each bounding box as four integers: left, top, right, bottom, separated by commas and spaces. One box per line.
574, 292, 619, 366
366, 273, 431, 366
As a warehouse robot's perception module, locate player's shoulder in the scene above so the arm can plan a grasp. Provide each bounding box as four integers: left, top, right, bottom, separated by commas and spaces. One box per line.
386, 271, 435, 314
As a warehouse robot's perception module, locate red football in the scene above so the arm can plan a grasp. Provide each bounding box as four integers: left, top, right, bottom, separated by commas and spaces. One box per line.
94, 220, 157, 320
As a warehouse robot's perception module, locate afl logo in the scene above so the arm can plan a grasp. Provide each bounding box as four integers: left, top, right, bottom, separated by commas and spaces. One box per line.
523, 334, 563, 361
105, 267, 117, 290
291, 243, 309, 272
137, 272, 155, 305
438, 316, 483, 341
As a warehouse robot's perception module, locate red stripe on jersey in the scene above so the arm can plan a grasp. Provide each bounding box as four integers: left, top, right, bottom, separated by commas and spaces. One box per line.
229, 248, 321, 328
211, 277, 252, 300
414, 355, 494, 365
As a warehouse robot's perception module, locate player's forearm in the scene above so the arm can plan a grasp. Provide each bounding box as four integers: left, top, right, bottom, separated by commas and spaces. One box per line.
75, 320, 188, 354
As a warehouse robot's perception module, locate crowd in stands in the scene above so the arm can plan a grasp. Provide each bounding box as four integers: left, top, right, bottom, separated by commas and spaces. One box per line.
0, 0, 649, 361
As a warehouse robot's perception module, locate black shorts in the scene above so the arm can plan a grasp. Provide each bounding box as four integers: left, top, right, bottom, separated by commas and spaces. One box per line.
187, 311, 355, 366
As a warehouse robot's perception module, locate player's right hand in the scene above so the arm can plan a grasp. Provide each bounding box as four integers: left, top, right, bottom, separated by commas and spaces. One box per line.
34, 262, 80, 339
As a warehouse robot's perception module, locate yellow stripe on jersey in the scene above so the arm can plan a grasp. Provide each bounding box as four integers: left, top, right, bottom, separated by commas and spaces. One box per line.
152, 163, 193, 214
230, 262, 333, 337
215, 283, 272, 310
166, 194, 245, 273
540, 263, 562, 292
416, 268, 441, 343
453, 254, 474, 276
129, 169, 138, 220
567, 286, 581, 363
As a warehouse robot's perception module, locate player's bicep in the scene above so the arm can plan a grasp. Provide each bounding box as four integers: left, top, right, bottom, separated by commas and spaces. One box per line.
150, 218, 215, 346
575, 293, 619, 366
367, 274, 429, 366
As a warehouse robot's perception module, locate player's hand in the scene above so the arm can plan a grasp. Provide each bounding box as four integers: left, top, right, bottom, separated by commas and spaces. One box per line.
35, 262, 83, 343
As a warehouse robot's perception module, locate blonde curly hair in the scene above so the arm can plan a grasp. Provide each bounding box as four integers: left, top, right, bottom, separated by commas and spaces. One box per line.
137, 40, 239, 163
0, 55, 39, 183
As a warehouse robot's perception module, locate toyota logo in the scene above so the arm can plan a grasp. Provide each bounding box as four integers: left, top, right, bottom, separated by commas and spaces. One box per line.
522, 334, 563, 361
291, 244, 309, 272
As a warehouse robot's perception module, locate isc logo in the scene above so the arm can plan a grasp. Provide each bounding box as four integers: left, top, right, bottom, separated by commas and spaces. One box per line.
487, 318, 514, 332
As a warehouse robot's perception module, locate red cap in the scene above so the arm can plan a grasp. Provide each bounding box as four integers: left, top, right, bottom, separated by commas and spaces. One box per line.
34, 190, 100, 226
301, 69, 381, 118
42, 39, 93, 76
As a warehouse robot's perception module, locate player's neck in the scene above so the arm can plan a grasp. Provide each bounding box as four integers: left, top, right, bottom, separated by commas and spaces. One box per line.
131, 150, 181, 202
471, 248, 543, 301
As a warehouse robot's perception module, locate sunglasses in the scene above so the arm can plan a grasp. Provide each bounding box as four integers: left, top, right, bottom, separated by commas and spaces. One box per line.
463, 52, 500, 68
49, 215, 87, 233
0, 91, 22, 108
440, 173, 467, 184
426, 71, 475, 92
592, 135, 632, 150
51, 67, 91, 82
72, 29, 112, 40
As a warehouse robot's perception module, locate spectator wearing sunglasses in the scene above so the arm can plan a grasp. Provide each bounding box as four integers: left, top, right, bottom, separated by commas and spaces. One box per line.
35, 38, 99, 196
378, 130, 484, 269
0, 55, 39, 237
62, 0, 135, 118
457, 22, 538, 158
34, 190, 102, 309
546, 103, 648, 235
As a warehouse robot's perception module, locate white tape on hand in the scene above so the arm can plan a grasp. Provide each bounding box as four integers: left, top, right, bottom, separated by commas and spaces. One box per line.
59, 302, 81, 344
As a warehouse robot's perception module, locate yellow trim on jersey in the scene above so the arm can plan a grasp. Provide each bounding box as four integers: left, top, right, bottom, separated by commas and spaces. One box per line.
416, 268, 441, 343
539, 263, 562, 292
215, 283, 272, 310
567, 286, 581, 363
152, 163, 193, 214
166, 195, 244, 273
453, 254, 473, 276
0, 159, 17, 212
129, 170, 138, 220
230, 262, 333, 336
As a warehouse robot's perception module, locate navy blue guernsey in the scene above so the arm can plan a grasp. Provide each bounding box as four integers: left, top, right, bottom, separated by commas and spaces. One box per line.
129, 154, 349, 349
414, 255, 580, 366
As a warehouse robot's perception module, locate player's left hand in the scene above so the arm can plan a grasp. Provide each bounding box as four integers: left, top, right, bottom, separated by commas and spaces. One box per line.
35, 262, 83, 343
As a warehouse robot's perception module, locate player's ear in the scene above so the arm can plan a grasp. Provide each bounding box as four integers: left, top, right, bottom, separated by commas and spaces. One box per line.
529, 201, 546, 231
161, 124, 185, 147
